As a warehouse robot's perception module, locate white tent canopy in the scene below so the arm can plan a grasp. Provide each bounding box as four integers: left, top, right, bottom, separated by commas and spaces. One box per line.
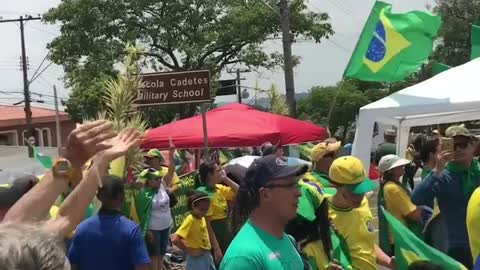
352, 58, 480, 168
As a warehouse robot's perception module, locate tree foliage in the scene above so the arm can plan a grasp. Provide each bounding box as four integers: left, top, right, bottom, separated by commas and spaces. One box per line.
298, 80, 389, 140
432, 0, 480, 67
89, 44, 149, 177
44, 0, 333, 120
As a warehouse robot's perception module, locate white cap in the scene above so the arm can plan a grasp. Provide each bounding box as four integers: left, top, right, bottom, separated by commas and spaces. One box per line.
378, 154, 411, 173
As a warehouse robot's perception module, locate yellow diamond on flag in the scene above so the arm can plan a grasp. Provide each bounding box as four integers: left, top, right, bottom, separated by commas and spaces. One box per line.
401, 248, 423, 265
363, 10, 411, 73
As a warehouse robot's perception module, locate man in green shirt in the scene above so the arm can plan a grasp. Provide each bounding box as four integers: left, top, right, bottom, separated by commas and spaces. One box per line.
220, 155, 308, 270
304, 138, 341, 188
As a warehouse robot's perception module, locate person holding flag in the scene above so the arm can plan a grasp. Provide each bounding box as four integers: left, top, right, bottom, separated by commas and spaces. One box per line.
327, 156, 395, 270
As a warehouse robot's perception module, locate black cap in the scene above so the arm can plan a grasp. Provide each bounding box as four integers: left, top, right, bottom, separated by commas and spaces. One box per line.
245, 155, 308, 190
0, 175, 39, 208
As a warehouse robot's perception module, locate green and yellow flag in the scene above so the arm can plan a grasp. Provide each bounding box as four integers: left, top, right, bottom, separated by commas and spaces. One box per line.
344, 1, 442, 82
382, 207, 468, 270
471, 24, 480, 60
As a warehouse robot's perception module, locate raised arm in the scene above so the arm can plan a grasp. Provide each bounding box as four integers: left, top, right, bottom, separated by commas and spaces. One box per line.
3, 121, 115, 223
221, 169, 239, 193
44, 128, 141, 237
163, 145, 176, 188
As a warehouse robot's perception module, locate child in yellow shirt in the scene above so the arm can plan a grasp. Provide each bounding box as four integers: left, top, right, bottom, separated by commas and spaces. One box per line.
172, 190, 215, 270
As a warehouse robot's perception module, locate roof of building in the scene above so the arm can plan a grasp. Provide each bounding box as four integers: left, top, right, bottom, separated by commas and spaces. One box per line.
0, 105, 70, 128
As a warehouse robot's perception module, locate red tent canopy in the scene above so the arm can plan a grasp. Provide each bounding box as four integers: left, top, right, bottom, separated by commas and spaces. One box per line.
142, 103, 327, 149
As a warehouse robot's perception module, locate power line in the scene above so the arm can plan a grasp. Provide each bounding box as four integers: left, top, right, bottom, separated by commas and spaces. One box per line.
27, 24, 58, 37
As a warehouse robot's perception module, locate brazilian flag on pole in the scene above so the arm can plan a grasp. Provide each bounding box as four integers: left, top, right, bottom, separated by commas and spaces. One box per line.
344, 1, 442, 82
382, 207, 468, 270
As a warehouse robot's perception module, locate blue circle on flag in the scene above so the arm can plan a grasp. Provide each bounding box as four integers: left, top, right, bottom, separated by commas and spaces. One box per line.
366, 21, 386, 62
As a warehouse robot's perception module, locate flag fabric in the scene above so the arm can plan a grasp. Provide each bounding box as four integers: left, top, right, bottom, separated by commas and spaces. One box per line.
467, 187, 480, 267
471, 24, 480, 60
344, 1, 442, 82
432, 62, 451, 75
382, 207, 468, 270
33, 147, 53, 169
132, 187, 155, 237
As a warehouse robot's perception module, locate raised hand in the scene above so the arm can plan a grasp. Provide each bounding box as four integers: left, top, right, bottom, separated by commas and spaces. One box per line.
99, 128, 142, 162
434, 150, 453, 174
64, 120, 116, 169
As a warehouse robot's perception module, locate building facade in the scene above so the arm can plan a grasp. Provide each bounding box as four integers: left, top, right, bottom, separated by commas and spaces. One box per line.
0, 106, 76, 147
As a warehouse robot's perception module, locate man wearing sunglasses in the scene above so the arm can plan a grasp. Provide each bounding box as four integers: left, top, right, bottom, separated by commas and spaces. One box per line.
304, 138, 341, 188
220, 155, 309, 270
412, 125, 480, 269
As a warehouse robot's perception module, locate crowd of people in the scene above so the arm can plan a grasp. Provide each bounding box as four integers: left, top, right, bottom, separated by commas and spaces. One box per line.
0, 121, 479, 270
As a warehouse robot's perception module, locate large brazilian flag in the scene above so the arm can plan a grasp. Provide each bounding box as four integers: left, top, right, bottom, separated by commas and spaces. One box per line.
344, 1, 442, 82
382, 208, 468, 270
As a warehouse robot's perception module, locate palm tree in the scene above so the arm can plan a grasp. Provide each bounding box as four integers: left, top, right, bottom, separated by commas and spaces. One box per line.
88, 44, 149, 179
268, 84, 289, 116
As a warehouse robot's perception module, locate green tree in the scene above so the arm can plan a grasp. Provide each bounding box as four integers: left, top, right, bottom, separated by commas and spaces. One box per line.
433, 0, 480, 67
298, 80, 386, 141
44, 0, 333, 120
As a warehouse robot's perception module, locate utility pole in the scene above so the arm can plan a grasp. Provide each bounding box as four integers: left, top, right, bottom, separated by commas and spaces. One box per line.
0, 15, 41, 157
236, 69, 242, 103
227, 68, 250, 104
278, 0, 296, 118
53, 85, 62, 154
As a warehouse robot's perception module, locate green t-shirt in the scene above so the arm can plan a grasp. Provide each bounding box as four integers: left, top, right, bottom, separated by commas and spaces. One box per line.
220, 219, 304, 270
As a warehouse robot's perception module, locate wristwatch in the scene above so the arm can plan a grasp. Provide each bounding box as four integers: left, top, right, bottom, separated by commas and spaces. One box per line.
52, 158, 81, 183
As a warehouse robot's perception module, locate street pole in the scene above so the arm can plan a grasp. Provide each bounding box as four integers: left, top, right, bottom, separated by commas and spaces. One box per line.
201, 103, 210, 161
278, 0, 296, 118
53, 85, 62, 154
227, 68, 250, 104
0, 15, 41, 157
236, 69, 242, 103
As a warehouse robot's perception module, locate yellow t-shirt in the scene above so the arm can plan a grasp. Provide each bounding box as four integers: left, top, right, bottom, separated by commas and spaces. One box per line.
197, 184, 235, 221
303, 240, 330, 270
175, 214, 211, 250
467, 187, 480, 262
383, 181, 417, 243
329, 197, 376, 270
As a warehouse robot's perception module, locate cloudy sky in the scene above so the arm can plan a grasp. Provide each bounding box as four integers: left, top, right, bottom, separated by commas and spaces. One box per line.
0, 0, 434, 108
